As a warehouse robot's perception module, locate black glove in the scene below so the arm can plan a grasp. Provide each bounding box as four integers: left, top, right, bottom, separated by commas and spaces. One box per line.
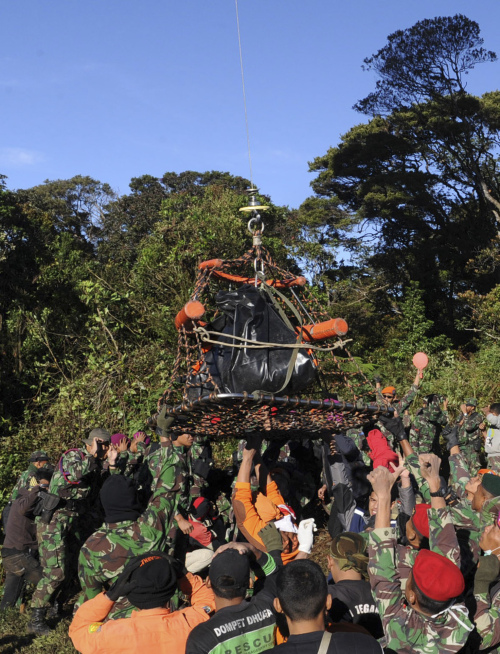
244, 432, 263, 452
106, 557, 142, 601
156, 404, 175, 438
442, 425, 459, 451
378, 414, 407, 442
474, 555, 500, 595
258, 523, 283, 553
373, 375, 382, 384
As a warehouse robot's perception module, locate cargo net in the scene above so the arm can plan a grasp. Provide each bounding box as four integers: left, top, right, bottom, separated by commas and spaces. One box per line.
155, 220, 386, 439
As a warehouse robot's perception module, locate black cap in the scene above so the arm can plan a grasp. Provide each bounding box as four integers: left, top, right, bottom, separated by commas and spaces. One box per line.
100, 475, 142, 524
209, 549, 250, 591
126, 554, 178, 609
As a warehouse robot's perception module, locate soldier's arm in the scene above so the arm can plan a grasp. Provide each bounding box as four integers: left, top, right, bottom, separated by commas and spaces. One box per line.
62, 449, 97, 483
404, 452, 432, 503
448, 451, 471, 497
368, 528, 409, 639
475, 589, 500, 650
437, 410, 449, 426
465, 413, 483, 433
428, 507, 461, 566
396, 383, 419, 413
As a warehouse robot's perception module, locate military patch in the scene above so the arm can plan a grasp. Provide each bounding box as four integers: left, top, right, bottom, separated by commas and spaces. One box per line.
88, 622, 103, 633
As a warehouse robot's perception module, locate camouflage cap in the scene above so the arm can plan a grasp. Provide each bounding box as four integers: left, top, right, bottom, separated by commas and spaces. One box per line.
83, 427, 111, 445
29, 450, 49, 462
329, 532, 369, 578
465, 398, 478, 407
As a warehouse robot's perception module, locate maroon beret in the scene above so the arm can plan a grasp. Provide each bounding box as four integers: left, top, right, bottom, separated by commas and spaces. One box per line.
412, 504, 431, 539
413, 549, 464, 601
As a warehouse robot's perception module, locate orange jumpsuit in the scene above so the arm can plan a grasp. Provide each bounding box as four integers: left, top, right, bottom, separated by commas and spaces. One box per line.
69, 573, 215, 654
232, 480, 299, 564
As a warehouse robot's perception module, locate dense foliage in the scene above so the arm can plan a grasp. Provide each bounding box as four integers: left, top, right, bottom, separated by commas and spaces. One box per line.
1, 14, 500, 506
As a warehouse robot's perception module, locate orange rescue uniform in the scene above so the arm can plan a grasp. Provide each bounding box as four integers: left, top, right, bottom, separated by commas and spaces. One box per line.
69, 573, 215, 654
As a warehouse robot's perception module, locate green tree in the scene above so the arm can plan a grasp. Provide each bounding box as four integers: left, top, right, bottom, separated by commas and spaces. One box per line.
307, 15, 500, 341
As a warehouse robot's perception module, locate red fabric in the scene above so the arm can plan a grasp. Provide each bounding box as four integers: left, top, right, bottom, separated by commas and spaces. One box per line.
367, 429, 399, 470
188, 519, 213, 547
412, 504, 431, 539
413, 550, 465, 601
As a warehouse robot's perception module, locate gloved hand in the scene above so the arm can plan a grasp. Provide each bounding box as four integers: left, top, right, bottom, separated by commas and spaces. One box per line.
156, 404, 175, 438
442, 425, 459, 451
244, 432, 263, 452
373, 375, 382, 384
258, 523, 283, 553
106, 557, 142, 601
474, 555, 500, 595
297, 518, 317, 554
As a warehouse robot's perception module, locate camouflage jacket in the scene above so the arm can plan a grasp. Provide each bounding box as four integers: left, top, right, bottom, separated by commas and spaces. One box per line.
77, 444, 182, 605
368, 526, 472, 653
458, 411, 483, 449
475, 578, 500, 650
409, 405, 448, 452
10, 464, 39, 501
49, 448, 101, 502
395, 506, 461, 591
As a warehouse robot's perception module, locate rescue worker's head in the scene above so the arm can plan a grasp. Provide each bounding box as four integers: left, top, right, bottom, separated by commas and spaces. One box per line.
100, 475, 142, 523
274, 560, 332, 625
381, 386, 397, 405
126, 553, 179, 609
208, 548, 250, 600
327, 532, 368, 582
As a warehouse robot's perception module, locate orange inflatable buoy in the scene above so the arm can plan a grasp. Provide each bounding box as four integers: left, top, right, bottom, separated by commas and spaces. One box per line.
174, 301, 206, 331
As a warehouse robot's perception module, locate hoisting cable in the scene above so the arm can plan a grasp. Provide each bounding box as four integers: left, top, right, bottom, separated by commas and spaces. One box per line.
235, 0, 253, 187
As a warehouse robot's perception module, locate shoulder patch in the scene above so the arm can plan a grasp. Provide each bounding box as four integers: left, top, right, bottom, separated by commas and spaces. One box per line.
202, 606, 212, 614
88, 622, 103, 633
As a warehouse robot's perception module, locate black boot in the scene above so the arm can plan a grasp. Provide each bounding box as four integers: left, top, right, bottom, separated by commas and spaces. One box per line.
46, 600, 60, 619
27, 607, 51, 636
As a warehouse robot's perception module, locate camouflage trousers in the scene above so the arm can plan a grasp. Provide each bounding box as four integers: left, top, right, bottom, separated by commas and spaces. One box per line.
31, 509, 77, 609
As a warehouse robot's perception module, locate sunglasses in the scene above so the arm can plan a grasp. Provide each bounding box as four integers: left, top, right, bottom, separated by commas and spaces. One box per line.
382, 394, 394, 399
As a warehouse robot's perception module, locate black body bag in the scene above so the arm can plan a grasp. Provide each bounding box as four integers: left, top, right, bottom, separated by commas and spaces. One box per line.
186, 284, 317, 399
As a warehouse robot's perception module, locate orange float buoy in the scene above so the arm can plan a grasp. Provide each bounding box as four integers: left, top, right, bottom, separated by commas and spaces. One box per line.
299, 318, 348, 342
174, 301, 206, 331
198, 259, 224, 270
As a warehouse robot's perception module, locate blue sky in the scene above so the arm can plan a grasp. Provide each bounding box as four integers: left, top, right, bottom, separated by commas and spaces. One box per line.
2, 1, 499, 209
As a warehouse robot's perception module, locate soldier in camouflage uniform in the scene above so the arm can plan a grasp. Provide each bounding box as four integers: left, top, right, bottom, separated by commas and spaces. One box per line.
457, 397, 484, 473
27, 429, 111, 635
10, 451, 50, 502
473, 507, 500, 651
375, 369, 422, 445
2, 451, 51, 533
409, 395, 449, 455
76, 440, 182, 619
367, 463, 473, 653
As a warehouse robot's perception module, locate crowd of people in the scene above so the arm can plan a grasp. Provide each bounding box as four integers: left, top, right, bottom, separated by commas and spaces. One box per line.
2, 370, 500, 653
